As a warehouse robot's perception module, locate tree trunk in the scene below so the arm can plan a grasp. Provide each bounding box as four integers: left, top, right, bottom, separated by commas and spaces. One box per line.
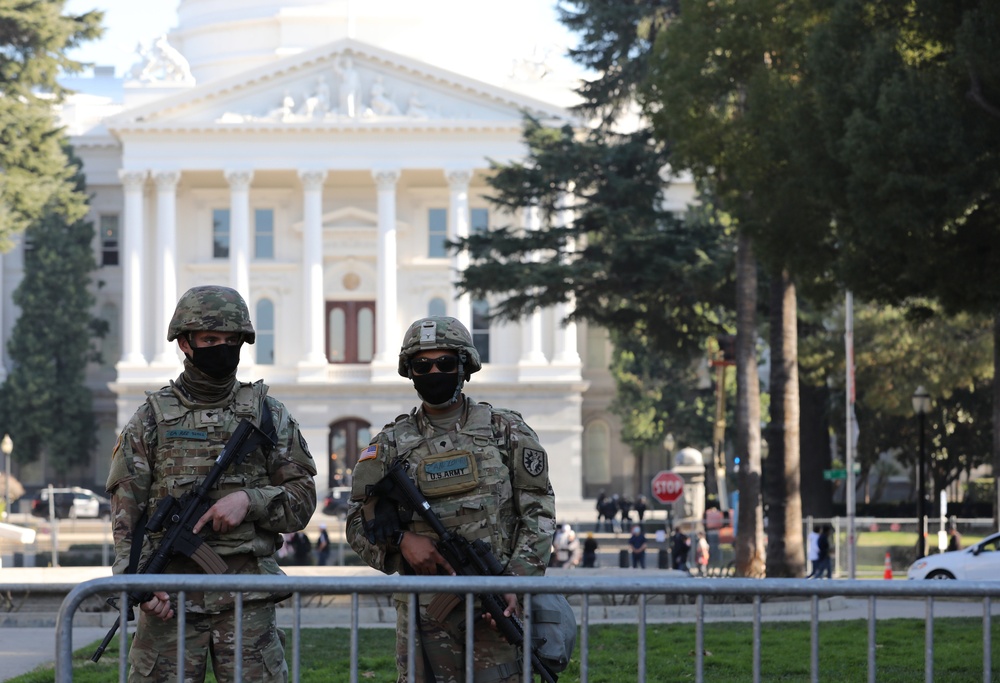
734, 230, 765, 578
764, 270, 804, 578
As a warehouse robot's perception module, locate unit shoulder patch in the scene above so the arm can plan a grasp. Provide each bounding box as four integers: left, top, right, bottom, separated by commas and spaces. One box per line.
523, 448, 546, 477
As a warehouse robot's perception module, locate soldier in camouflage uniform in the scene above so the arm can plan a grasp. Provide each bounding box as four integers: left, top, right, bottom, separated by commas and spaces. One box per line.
107, 285, 317, 683
345, 316, 556, 683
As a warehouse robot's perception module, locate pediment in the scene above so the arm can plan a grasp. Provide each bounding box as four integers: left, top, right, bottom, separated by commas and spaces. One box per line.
293, 206, 403, 232
107, 38, 572, 132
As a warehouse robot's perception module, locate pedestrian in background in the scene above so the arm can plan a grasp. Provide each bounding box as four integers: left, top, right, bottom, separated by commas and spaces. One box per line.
628, 525, 647, 569
634, 495, 647, 524
671, 526, 691, 572
696, 530, 710, 576
815, 526, 833, 578
316, 523, 331, 566
806, 526, 820, 578
582, 532, 599, 568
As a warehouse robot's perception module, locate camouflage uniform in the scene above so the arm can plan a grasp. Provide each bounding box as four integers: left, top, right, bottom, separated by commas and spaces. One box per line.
107, 286, 317, 683
345, 317, 556, 683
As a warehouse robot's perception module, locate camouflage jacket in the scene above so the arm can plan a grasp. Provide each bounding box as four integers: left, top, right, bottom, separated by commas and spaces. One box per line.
345, 396, 556, 582
107, 379, 317, 610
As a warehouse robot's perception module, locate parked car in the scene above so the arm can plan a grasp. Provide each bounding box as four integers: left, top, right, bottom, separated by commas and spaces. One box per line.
907, 532, 1000, 580
30, 487, 112, 520
322, 486, 352, 518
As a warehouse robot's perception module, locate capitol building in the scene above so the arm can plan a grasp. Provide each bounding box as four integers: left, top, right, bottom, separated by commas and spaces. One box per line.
0, 0, 694, 504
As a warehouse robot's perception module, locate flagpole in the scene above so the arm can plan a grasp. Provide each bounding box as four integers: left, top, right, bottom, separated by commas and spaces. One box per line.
845, 291, 857, 579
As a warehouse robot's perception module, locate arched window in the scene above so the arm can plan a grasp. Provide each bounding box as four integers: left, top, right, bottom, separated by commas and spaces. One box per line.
428, 297, 447, 317
328, 418, 373, 489
583, 420, 612, 496
256, 298, 275, 364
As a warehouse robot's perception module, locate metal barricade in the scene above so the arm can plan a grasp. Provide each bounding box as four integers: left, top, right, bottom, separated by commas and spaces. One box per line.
55, 575, 1000, 683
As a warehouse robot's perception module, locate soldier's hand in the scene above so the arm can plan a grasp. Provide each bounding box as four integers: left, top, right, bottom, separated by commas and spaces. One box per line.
140, 591, 174, 621
193, 491, 251, 533
399, 532, 456, 576
482, 593, 520, 630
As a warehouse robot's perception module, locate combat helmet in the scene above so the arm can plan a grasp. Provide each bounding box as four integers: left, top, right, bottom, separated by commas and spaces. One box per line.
397, 316, 481, 379
167, 285, 256, 343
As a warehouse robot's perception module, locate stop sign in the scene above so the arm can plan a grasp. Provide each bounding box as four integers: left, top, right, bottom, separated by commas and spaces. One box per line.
650, 470, 684, 504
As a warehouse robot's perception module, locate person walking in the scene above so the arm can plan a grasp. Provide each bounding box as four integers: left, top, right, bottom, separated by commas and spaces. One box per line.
345, 316, 556, 683
628, 525, 647, 569
555, 524, 580, 568
315, 523, 331, 566
106, 285, 318, 683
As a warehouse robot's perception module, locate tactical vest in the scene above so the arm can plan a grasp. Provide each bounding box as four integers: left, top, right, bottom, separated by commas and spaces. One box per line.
388, 401, 517, 572
145, 380, 277, 558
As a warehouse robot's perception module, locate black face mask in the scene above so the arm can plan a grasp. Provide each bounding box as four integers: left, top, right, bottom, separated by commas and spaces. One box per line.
187, 343, 241, 379
412, 372, 462, 407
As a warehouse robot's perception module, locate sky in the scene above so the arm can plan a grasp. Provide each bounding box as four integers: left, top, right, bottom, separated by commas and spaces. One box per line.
63, 0, 583, 87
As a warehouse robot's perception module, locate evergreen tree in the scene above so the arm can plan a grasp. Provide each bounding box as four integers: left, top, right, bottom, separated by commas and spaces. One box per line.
0, 1, 104, 474
0, 0, 103, 247
1, 146, 105, 476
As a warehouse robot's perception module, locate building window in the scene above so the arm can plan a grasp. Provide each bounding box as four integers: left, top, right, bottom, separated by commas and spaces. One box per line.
212, 208, 230, 258
99, 214, 119, 266
472, 299, 490, 364
428, 297, 447, 317
470, 208, 489, 234
255, 208, 274, 259
328, 418, 372, 489
326, 301, 375, 363
428, 208, 447, 258
256, 298, 275, 365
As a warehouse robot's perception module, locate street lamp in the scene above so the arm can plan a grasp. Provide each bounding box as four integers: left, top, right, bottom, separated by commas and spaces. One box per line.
912, 386, 931, 559
1, 434, 12, 522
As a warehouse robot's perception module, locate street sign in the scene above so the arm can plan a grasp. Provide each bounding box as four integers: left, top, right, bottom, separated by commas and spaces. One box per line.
650, 470, 684, 504
823, 464, 861, 480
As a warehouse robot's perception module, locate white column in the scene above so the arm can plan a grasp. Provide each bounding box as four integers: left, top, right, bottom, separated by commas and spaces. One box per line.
446, 169, 473, 326
152, 170, 181, 365
552, 191, 580, 365
372, 169, 400, 365
299, 169, 327, 366
225, 170, 253, 299
118, 169, 148, 366
519, 205, 546, 364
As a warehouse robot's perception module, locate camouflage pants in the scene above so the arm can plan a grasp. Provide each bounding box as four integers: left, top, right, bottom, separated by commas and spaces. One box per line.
127, 600, 287, 683
395, 598, 521, 683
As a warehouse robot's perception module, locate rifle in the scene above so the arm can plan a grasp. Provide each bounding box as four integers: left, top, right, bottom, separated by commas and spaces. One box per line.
374, 458, 559, 683
91, 418, 276, 663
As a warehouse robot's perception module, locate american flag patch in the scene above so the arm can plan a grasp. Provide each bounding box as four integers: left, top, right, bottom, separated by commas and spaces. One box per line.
359, 443, 379, 461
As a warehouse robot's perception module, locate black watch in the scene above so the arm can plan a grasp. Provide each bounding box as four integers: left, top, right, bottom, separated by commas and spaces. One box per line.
393, 530, 406, 548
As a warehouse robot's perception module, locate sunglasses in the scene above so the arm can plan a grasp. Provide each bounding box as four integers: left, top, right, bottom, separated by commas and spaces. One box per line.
410, 356, 459, 375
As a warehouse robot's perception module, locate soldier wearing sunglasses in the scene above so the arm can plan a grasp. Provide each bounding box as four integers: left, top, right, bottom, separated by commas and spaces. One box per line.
346, 316, 557, 683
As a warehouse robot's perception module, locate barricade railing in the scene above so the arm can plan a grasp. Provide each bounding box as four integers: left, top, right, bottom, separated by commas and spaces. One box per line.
55, 574, 1000, 683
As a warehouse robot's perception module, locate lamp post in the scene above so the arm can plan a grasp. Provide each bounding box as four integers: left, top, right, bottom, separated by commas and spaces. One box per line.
1, 434, 11, 521
912, 386, 931, 559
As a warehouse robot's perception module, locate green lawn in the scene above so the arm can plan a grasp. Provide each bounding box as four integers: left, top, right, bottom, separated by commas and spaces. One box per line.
11, 619, 1000, 682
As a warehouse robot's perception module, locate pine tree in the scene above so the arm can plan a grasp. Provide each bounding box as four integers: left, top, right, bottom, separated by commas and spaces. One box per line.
0, 1, 104, 475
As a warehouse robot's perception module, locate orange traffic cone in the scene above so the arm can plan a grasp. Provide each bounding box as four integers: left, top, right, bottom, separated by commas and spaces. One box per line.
883, 551, 893, 580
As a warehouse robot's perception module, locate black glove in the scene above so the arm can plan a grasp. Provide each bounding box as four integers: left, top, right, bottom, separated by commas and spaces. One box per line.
362, 496, 401, 545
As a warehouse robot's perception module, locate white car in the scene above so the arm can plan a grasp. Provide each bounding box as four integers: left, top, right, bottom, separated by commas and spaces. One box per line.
907, 532, 1000, 580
